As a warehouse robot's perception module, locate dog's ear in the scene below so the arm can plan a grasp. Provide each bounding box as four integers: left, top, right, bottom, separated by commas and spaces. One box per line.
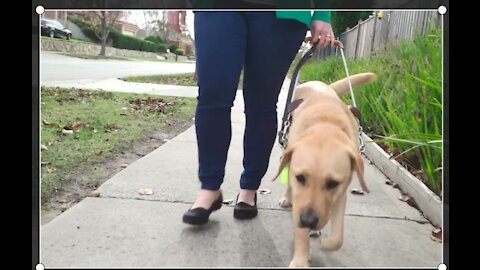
346, 148, 370, 193
272, 145, 294, 181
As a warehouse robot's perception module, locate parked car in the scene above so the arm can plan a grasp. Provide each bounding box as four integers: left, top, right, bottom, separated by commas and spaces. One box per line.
41, 19, 72, 40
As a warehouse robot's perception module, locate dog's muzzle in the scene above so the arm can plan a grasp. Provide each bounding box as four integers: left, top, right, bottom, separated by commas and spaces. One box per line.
299, 210, 319, 230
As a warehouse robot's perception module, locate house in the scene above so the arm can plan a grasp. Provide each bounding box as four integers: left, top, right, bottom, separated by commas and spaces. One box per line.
113, 20, 140, 37
164, 11, 194, 55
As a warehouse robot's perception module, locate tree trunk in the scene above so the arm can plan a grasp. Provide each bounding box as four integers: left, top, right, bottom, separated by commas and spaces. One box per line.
99, 13, 107, 57
100, 37, 107, 56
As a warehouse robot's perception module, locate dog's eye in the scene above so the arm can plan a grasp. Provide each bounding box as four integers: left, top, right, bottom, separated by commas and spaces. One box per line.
326, 180, 339, 190
296, 174, 306, 184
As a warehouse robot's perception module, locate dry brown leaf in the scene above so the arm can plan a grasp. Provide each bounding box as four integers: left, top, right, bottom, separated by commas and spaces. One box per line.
42, 120, 51, 125
96, 150, 103, 156
309, 230, 321, 238
71, 122, 86, 131
222, 199, 234, 205
351, 189, 365, 195
41, 144, 48, 151
431, 228, 442, 243
138, 188, 154, 195
62, 129, 74, 135
258, 188, 271, 195
88, 192, 101, 197
47, 168, 56, 173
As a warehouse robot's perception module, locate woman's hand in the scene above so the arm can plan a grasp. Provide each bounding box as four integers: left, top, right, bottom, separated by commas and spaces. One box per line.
309, 20, 335, 48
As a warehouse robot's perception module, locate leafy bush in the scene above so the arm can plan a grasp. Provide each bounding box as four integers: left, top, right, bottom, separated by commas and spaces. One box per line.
168, 44, 179, 53
174, 48, 185, 55
144, 36, 164, 44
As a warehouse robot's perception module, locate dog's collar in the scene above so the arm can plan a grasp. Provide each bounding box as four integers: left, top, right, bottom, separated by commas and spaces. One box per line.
348, 105, 362, 125
287, 99, 304, 114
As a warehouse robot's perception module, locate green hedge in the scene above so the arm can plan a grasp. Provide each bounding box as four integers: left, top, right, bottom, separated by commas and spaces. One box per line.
109, 29, 166, 53
68, 16, 100, 42
174, 48, 185, 55
69, 17, 166, 53
144, 36, 164, 44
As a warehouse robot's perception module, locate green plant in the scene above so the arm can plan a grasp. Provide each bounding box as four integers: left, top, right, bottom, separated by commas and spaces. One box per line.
299, 28, 442, 194
68, 16, 100, 42
145, 35, 164, 44
109, 29, 166, 53
168, 44, 179, 53
174, 48, 185, 55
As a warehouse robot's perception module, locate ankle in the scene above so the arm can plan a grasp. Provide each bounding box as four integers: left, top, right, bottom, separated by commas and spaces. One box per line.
238, 189, 257, 205
192, 189, 221, 209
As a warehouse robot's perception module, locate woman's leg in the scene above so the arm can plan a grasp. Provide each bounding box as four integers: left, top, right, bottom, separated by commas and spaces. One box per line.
193, 11, 247, 208
239, 12, 307, 204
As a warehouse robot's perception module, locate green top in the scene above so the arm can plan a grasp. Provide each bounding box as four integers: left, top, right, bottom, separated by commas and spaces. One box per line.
192, 0, 331, 28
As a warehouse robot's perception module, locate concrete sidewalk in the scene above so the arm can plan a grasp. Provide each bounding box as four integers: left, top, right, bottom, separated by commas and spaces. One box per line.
41, 78, 199, 98
40, 79, 442, 268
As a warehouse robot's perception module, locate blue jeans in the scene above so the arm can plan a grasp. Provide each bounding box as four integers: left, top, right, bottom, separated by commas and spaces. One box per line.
194, 11, 307, 190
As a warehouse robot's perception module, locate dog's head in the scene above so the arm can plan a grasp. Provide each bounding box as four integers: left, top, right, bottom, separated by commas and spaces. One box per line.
278, 127, 363, 230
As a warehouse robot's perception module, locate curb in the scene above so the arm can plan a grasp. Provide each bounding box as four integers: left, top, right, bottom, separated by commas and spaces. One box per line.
361, 133, 442, 228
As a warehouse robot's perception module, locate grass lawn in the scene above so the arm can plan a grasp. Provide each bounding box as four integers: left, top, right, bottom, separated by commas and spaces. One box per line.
40, 87, 196, 203
122, 71, 245, 89
298, 28, 442, 195
59, 52, 130, 61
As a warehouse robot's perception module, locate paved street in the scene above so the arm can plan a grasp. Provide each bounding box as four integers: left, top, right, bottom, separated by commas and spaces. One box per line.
40, 51, 195, 83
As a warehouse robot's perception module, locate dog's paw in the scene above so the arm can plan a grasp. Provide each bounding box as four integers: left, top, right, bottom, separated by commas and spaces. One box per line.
279, 197, 292, 208
319, 236, 343, 251
289, 257, 310, 268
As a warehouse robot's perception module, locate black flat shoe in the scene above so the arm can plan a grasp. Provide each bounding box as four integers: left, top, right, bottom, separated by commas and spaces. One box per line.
234, 192, 258, 220
183, 192, 223, 225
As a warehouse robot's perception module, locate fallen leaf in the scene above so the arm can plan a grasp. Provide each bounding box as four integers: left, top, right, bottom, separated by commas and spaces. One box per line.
71, 122, 86, 131
398, 194, 411, 202
392, 183, 399, 189
121, 164, 128, 168
351, 189, 365, 195
41, 144, 48, 151
62, 129, 74, 135
222, 199, 234, 205
88, 192, 101, 197
47, 167, 56, 173
258, 188, 271, 195
138, 188, 154, 195
431, 228, 442, 243
42, 120, 51, 125
309, 230, 321, 238
96, 150, 103, 156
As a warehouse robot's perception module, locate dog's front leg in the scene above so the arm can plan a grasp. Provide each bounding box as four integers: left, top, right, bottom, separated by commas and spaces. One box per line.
289, 227, 310, 267
319, 193, 347, 251
279, 185, 293, 208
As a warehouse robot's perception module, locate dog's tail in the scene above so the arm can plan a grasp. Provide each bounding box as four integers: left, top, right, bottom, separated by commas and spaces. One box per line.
329, 73, 377, 96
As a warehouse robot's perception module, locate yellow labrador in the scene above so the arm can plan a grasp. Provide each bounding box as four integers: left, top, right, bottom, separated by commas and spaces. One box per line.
274, 73, 376, 267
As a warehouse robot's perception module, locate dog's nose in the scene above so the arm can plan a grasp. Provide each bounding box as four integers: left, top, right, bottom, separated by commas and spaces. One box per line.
299, 210, 319, 229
